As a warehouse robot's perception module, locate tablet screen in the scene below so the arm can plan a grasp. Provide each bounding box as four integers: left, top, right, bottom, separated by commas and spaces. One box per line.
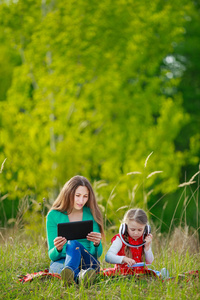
57, 220, 93, 240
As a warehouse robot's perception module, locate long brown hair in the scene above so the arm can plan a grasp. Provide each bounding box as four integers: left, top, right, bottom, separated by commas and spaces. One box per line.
123, 208, 147, 259
51, 175, 104, 236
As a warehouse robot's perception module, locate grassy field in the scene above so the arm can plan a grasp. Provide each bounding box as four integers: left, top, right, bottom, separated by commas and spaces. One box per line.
0, 226, 199, 300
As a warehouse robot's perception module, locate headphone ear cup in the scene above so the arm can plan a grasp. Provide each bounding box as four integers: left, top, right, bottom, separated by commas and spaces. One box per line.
143, 224, 151, 240
143, 225, 147, 240
125, 223, 128, 233
120, 223, 127, 235
147, 224, 151, 235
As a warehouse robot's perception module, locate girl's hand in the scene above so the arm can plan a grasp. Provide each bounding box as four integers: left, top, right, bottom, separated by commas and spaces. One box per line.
122, 256, 136, 266
87, 232, 102, 246
144, 233, 153, 251
54, 236, 67, 251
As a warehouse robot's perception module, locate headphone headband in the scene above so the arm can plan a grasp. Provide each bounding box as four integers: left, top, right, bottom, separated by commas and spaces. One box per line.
119, 223, 151, 248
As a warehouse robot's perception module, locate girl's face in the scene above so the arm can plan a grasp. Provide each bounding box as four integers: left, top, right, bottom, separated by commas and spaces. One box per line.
73, 185, 89, 211
127, 220, 145, 240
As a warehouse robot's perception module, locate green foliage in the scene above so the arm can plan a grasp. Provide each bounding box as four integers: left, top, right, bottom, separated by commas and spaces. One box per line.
0, 0, 199, 228
173, 2, 200, 170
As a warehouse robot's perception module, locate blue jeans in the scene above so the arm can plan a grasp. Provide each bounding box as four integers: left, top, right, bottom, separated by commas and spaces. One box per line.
49, 240, 100, 280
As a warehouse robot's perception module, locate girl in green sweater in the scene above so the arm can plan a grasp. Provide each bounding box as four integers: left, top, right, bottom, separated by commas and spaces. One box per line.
46, 175, 104, 286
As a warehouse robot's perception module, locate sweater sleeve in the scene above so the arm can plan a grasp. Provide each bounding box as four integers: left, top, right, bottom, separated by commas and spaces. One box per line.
88, 214, 103, 259
105, 236, 124, 264
144, 247, 154, 264
46, 211, 66, 261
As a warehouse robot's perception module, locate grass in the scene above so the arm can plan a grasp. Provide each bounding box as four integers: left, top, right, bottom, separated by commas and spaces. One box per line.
0, 227, 199, 300
0, 158, 199, 299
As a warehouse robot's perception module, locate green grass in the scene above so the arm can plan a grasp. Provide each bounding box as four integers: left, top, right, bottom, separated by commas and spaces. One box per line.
0, 228, 199, 300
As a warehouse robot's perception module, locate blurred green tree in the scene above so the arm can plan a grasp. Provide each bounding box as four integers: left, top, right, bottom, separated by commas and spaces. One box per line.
0, 0, 199, 228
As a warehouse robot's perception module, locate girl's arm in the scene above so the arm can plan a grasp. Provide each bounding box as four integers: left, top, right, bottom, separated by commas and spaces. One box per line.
144, 234, 154, 264
105, 236, 124, 264
144, 247, 154, 264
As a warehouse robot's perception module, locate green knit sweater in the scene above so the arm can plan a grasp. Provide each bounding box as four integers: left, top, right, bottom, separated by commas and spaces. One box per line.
46, 207, 103, 261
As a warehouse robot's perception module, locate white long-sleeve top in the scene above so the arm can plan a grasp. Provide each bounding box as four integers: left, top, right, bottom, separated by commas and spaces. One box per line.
105, 235, 154, 264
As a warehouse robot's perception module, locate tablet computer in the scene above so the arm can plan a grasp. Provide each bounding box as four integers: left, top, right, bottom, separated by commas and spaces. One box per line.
127, 262, 151, 267
57, 220, 93, 240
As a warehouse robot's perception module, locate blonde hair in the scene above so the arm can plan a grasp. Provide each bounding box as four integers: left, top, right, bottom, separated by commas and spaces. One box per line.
51, 175, 104, 236
122, 208, 148, 258
123, 208, 147, 225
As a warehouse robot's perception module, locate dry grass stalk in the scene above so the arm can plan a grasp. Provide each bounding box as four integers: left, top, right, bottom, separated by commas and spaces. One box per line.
151, 225, 199, 257
146, 171, 163, 179
168, 226, 199, 255
178, 181, 196, 187
127, 172, 142, 175
189, 170, 200, 182
116, 205, 128, 212
144, 151, 153, 168
0, 158, 7, 173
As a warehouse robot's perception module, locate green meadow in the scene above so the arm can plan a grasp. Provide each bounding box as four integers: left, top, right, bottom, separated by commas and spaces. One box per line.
0, 223, 199, 300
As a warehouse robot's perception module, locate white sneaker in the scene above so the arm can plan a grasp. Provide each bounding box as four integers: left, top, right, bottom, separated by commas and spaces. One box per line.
78, 268, 96, 287
61, 267, 75, 285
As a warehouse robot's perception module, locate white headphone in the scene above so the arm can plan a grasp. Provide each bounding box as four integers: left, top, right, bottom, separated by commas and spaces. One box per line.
119, 223, 151, 248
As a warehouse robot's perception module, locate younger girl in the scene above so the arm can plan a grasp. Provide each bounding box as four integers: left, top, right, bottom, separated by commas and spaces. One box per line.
46, 175, 104, 285
104, 208, 153, 276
